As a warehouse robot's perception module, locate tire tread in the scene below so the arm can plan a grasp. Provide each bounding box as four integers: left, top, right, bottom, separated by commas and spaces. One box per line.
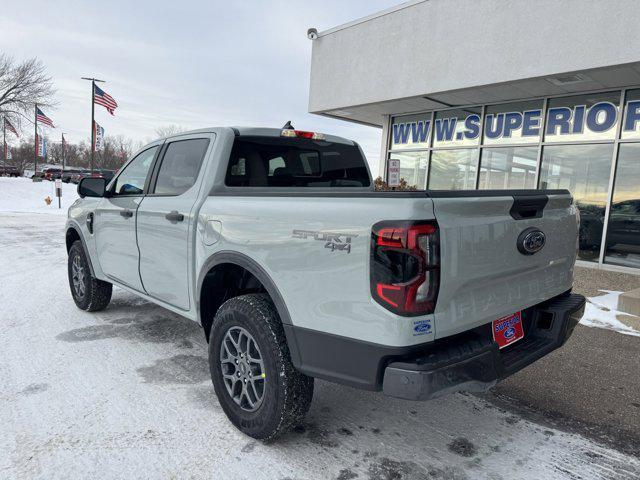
210, 293, 313, 440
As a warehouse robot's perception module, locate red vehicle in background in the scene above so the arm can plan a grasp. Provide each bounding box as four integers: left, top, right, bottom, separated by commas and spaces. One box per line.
43, 168, 62, 181
71, 169, 115, 184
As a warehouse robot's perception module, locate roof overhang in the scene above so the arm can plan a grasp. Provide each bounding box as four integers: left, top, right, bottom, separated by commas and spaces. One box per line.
309, 0, 640, 127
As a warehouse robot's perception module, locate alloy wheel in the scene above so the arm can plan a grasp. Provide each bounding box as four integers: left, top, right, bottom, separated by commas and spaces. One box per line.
219, 326, 266, 412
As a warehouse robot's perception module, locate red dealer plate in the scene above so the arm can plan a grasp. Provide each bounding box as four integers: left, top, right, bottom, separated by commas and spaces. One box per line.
492, 311, 524, 349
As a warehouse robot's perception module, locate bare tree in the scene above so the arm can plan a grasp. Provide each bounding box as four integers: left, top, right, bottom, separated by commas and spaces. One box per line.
0, 55, 55, 129
154, 124, 186, 138
93, 135, 136, 170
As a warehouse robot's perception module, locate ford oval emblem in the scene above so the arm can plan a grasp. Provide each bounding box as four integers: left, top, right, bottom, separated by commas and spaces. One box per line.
517, 227, 546, 255
504, 327, 516, 339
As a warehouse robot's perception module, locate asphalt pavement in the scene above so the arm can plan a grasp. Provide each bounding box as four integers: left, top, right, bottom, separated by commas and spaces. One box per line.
488, 325, 640, 457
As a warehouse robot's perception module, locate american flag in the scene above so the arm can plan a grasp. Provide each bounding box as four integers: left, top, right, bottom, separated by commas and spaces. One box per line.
36, 107, 55, 128
94, 84, 118, 115
5, 119, 18, 136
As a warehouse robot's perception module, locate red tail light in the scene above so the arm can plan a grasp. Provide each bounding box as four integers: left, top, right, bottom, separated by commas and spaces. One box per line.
281, 129, 325, 140
370, 221, 439, 316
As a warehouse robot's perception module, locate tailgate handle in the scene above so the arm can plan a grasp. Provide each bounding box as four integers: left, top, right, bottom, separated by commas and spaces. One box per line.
510, 195, 548, 220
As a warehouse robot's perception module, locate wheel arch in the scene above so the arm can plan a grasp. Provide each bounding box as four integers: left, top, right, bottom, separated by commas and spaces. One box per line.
197, 251, 295, 343
65, 224, 96, 277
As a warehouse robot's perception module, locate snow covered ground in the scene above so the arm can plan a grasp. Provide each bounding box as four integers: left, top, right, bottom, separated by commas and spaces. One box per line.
0, 177, 79, 215
1, 178, 639, 479
582, 290, 640, 337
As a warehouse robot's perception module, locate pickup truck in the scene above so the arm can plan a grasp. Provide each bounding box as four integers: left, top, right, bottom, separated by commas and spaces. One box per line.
65, 126, 586, 440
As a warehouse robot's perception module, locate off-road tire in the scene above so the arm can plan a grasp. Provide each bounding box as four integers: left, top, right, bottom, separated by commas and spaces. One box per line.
209, 293, 314, 441
68, 240, 112, 311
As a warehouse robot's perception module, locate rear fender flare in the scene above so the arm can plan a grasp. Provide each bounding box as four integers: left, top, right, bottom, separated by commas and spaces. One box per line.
196, 251, 293, 327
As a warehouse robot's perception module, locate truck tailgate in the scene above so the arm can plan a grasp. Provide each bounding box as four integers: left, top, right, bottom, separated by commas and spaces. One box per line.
431, 191, 578, 339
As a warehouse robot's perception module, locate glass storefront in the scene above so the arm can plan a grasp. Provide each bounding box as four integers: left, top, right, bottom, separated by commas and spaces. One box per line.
479, 146, 537, 190
429, 149, 477, 190
539, 144, 613, 260
386, 88, 640, 270
388, 151, 427, 189
605, 143, 640, 268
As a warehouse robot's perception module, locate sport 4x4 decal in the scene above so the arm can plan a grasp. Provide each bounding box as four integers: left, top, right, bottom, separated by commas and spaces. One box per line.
292, 229, 358, 254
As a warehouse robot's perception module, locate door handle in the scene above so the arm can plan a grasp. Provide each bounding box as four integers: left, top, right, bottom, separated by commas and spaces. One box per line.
165, 210, 184, 223
120, 209, 133, 218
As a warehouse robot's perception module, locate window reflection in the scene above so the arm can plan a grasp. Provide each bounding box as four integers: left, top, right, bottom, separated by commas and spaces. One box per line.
388, 152, 427, 189
605, 144, 640, 268
479, 146, 537, 189
539, 144, 613, 261
429, 149, 478, 190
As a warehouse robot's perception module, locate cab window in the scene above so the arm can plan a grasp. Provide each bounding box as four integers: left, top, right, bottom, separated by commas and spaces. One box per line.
113, 146, 158, 196
153, 139, 210, 195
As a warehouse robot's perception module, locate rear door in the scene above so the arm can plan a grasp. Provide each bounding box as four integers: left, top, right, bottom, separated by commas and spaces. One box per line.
136, 134, 213, 310
431, 190, 579, 339
93, 144, 160, 291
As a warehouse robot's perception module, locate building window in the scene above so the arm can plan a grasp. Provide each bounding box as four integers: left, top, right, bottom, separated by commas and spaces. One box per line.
483, 100, 543, 145
604, 143, 640, 268
544, 91, 620, 143
621, 89, 640, 140
428, 149, 478, 190
539, 144, 614, 261
390, 113, 431, 150
432, 107, 482, 148
388, 151, 427, 189
479, 146, 538, 190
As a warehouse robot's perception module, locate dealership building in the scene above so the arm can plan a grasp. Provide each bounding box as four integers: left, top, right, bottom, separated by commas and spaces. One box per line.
309, 0, 640, 272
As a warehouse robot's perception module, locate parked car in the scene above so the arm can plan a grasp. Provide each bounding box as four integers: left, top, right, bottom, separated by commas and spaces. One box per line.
65, 126, 585, 440
62, 168, 82, 183
71, 169, 116, 184
95, 169, 115, 182
70, 170, 90, 184
43, 168, 62, 181
0, 164, 21, 177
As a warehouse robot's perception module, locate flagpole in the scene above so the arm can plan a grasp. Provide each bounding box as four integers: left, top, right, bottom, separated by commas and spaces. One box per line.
34, 103, 38, 178
3, 117, 6, 176
90, 80, 95, 172
81, 77, 105, 173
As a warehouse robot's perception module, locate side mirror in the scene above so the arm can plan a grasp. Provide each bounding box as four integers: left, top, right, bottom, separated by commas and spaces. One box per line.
78, 177, 107, 198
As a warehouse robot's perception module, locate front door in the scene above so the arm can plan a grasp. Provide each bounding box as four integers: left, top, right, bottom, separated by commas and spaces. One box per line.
94, 145, 159, 291
137, 135, 212, 310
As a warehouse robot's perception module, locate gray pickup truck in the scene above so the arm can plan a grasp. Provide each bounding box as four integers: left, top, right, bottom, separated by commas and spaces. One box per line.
65, 126, 585, 440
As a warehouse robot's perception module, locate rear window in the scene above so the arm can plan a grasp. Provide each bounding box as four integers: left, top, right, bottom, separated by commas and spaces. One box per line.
225, 136, 370, 188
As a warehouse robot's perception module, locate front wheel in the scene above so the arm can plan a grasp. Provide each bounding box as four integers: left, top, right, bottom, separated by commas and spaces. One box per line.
68, 240, 112, 311
209, 294, 314, 441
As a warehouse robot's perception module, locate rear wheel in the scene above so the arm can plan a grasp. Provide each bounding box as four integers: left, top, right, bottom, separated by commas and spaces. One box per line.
209, 293, 314, 440
68, 240, 112, 311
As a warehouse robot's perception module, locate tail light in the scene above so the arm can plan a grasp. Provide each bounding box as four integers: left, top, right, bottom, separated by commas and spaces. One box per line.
370, 221, 440, 316
281, 129, 325, 140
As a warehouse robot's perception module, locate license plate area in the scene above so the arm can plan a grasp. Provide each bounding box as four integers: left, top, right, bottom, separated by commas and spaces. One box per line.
492, 311, 524, 349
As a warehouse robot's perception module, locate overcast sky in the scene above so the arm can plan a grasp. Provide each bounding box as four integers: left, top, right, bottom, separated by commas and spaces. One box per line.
2, 0, 400, 170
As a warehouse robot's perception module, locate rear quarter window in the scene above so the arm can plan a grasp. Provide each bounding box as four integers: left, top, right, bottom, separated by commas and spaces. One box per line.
225, 136, 370, 188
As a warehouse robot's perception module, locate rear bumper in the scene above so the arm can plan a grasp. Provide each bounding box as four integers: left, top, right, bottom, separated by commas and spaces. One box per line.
382, 293, 585, 400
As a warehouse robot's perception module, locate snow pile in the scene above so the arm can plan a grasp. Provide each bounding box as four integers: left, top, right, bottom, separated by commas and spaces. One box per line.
0, 177, 79, 215
581, 290, 640, 337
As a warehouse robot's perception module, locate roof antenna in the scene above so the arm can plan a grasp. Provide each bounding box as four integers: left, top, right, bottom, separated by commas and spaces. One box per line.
282, 121, 294, 130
